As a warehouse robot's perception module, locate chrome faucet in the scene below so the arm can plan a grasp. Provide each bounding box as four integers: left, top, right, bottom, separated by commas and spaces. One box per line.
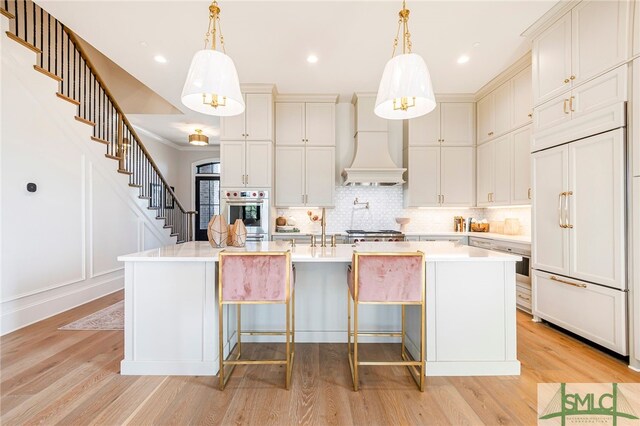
321, 207, 327, 247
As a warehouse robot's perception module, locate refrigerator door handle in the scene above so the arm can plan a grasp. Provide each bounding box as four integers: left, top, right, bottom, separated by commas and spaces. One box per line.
564, 191, 573, 229
550, 275, 586, 288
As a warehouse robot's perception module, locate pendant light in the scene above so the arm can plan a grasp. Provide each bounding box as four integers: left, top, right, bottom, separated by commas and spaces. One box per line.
189, 129, 209, 146
374, 0, 435, 120
181, 1, 244, 117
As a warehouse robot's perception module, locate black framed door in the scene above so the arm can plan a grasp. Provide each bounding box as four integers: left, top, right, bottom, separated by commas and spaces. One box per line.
195, 176, 221, 241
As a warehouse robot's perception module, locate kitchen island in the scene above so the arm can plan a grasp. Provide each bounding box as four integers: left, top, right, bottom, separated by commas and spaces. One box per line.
117, 241, 521, 377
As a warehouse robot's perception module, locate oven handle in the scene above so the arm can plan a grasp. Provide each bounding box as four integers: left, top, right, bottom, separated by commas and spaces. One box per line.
225, 201, 265, 206
246, 235, 266, 241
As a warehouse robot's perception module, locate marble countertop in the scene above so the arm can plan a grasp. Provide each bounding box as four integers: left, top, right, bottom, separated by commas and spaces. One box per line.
118, 241, 521, 263
273, 231, 531, 244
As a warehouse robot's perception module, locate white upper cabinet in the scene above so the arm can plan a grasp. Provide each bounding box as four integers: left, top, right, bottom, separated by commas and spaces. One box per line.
532, 12, 572, 106
532, 1, 630, 106
511, 126, 532, 205
634, 58, 640, 177
221, 93, 273, 141
494, 82, 513, 138
634, 0, 640, 56
408, 102, 474, 146
404, 147, 441, 207
275, 101, 335, 146
275, 103, 305, 145
512, 66, 533, 128
476, 141, 495, 207
221, 140, 271, 188
493, 135, 512, 205
571, 0, 630, 87
275, 146, 305, 206
220, 141, 246, 188
440, 147, 475, 206
477, 95, 495, 144
305, 146, 335, 206
305, 103, 336, 146
408, 104, 441, 146
440, 103, 475, 146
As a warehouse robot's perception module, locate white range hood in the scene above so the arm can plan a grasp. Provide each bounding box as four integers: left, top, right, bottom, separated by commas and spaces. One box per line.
342, 132, 406, 186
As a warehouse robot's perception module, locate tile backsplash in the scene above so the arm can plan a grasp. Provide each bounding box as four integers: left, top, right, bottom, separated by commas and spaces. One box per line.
276, 186, 531, 236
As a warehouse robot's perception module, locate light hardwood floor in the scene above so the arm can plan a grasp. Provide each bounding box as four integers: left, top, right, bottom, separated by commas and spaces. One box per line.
1, 290, 639, 425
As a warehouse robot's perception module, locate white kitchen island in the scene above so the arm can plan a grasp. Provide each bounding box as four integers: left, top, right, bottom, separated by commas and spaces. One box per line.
117, 241, 521, 377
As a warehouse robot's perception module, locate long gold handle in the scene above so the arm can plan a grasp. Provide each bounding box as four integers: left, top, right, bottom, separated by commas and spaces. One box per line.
550, 275, 586, 288
563, 99, 569, 114
569, 96, 575, 112
558, 192, 565, 228
528, 188, 532, 200
564, 191, 573, 229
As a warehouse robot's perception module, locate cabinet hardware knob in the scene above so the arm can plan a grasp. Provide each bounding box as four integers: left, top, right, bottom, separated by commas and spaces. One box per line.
564, 78, 570, 83
528, 113, 532, 118
570, 75, 575, 80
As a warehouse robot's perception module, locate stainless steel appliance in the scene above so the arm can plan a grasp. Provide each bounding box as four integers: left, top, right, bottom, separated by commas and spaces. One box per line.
222, 190, 269, 241
469, 237, 531, 313
345, 230, 405, 244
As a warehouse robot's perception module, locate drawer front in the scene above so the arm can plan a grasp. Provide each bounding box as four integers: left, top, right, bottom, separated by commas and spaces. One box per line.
516, 288, 532, 312
533, 270, 627, 354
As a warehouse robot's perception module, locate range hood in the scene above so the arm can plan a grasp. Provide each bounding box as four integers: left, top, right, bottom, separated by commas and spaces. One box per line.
342, 132, 406, 186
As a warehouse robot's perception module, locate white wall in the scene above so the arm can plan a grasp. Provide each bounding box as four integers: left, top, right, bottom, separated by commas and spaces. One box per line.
0, 19, 174, 335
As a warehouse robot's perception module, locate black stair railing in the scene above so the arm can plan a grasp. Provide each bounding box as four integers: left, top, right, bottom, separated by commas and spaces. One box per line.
1, 0, 195, 243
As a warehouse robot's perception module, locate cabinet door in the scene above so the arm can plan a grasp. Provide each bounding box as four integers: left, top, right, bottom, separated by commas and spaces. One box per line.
305, 103, 335, 146
511, 126, 532, 205
476, 141, 494, 206
494, 82, 513, 137
440, 103, 474, 146
407, 103, 440, 146
220, 96, 246, 140
513, 66, 533, 128
245, 94, 273, 141
440, 147, 474, 206
477, 95, 495, 144
493, 135, 512, 205
532, 12, 572, 105
306, 146, 335, 207
406, 147, 440, 206
635, 59, 640, 177
568, 130, 625, 289
275, 146, 305, 207
275, 103, 305, 145
571, 65, 628, 121
532, 144, 569, 275
220, 141, 246, 188
634, 0, 640, 57
245, 141, 272, 188
571, 0, 630, 86
532, 95, 572, 152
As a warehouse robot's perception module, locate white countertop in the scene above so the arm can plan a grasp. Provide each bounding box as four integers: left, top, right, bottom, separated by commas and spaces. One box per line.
118, 241, 521, 263
273, 231, 531, 244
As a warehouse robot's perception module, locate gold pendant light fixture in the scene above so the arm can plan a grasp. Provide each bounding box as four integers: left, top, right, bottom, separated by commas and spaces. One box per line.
189, 129, 209, 146
375, 0, 436, 120
181, 1, 244, 117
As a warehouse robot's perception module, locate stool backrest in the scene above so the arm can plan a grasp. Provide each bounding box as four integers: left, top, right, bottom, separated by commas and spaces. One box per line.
352, 252, 425, 303
219, 251, 291, 303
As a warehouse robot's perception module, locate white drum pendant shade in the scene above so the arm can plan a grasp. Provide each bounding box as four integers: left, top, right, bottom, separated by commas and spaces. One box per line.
181, 49, 245, 117
374, 53, 436, 120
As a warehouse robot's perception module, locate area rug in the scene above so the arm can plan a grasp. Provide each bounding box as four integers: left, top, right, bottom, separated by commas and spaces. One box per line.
59, 301, 124, 331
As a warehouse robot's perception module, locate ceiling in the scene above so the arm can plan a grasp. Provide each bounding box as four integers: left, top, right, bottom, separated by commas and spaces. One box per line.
37, 0, 557, 145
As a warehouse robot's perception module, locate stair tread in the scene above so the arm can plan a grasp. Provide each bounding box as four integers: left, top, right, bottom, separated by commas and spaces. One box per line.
105, 154, 122, 160
33, 65, 62, 82
0, 9, 15, 19
128, 184, 142, 188
117, 169, 133, 175
138, 196, 151, 199
6, 32, 41, 54
91, 136, 109, 145
74, 116, 96, 127
57, 92, 81, 107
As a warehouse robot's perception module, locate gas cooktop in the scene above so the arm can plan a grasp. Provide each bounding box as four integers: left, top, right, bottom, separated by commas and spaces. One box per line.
345, 230, 403, 235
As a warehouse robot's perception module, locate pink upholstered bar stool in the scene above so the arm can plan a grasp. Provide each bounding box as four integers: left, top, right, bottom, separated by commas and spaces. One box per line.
347, 251, 426, 391
218, 251, 295, 390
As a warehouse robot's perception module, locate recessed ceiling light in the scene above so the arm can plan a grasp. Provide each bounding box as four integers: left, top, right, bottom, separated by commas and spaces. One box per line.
473, 42, 481, 48
457, 55, 470, 64
140, 41, 148, 47
154, 55, 167, 64
307, 54, 319, 64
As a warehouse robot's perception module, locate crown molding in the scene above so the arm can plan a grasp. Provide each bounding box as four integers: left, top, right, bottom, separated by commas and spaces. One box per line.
520, 0, 580, 41
475, 52, 532, 101
240, 83, 277, 94
275, 94, 339, 103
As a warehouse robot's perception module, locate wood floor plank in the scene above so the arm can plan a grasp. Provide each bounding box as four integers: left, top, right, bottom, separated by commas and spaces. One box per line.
2, 292, 640, 425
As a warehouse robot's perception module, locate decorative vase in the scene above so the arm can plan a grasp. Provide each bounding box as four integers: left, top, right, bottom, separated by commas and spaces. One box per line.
207, 214, 228, 248
231, 219, 247, 247
227, 222, 236, 246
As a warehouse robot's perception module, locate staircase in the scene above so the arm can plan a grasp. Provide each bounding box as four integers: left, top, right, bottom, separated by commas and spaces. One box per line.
1, 0, 195, 243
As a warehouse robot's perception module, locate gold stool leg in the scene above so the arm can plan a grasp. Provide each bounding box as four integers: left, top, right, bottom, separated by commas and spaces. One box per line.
285, 298, 291, 390
237, 304, 242, 358
401, 304, 406, 358
219, 302, 225, 391
353, 298, 359, 392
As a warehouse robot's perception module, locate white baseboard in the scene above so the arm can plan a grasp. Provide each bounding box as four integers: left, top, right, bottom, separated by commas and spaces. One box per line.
425, 361, 521, 376
1, 276, 123, 335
